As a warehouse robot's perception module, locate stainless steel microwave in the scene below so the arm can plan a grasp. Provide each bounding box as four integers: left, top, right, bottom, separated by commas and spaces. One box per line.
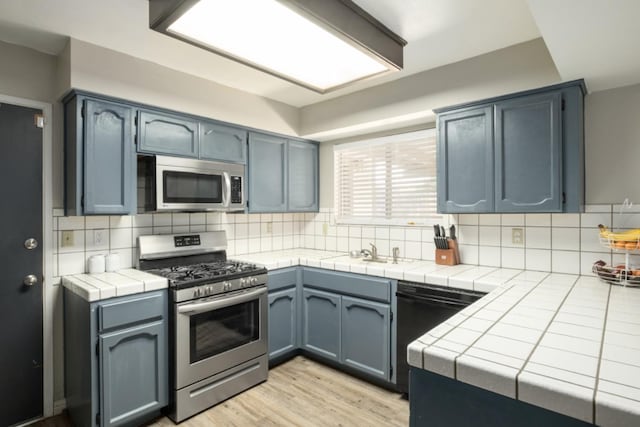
138, 155, 245, 212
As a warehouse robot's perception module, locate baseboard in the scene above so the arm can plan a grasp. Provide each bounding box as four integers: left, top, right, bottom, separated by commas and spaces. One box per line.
53, 399, 66, 415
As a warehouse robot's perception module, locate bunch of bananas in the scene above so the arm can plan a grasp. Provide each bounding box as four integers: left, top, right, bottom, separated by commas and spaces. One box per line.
598, 224, 640, 242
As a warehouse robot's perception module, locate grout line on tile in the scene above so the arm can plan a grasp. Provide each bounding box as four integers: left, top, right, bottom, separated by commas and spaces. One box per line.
512, 275, 581, 400
592, 284, 613, 423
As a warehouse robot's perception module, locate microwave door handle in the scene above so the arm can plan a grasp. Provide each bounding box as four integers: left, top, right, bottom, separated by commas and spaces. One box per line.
222, 172, 231, 208
178, 287, 266, 314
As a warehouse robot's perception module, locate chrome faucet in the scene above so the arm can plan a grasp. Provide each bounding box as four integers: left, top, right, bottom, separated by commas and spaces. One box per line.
361, 243, 386, 263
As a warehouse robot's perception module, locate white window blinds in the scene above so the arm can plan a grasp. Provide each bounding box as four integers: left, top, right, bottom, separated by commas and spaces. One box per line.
334, 129, 440, 225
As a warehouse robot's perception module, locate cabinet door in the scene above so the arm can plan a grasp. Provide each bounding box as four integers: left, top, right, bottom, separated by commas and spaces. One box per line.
200, 121, 247, 163
248, 133, 287, 212
495, 92, 562, 212
268, 288, 297, 360
83, 99, 136, 215
437, 106, 494, 213
100, 321, 167, 427
302, 288, 341, 362
137, 110, 198, 157
341, 296, 390, 381
287, 140, 318, 212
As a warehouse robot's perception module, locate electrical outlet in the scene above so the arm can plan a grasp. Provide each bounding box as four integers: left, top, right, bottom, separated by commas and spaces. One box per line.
61, 230, 75, 247
94, 229, 106, 246
266, 222, 273, 234
322, 223, 328, 236
512, 228, 524, 245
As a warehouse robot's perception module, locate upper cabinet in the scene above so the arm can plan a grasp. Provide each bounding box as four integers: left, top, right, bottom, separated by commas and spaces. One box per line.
248, 132, 319, 213
436, 80, 585, 213
64, 95, 136, 216
137, 109, 199, 157
200, 121, 247, 164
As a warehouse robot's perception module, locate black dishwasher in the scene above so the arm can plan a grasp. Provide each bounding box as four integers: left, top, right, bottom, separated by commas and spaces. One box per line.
396, 281, 485, 395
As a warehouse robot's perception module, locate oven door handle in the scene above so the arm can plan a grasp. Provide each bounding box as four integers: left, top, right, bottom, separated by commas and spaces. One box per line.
178, 287, 266, 314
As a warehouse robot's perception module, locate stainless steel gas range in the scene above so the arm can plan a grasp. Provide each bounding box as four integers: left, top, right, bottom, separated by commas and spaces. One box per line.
137, 231, 268, 423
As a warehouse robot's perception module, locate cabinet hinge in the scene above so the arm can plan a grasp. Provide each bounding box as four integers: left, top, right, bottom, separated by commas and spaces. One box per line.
96, 412, 100, 426
562, 192, 566, 204
81, 106, 85, 118
390, 311, 393, 322
81, 196, 85, 209
95, 341, 99, 357
390, 366, 393, 377
561, 99, 566, 111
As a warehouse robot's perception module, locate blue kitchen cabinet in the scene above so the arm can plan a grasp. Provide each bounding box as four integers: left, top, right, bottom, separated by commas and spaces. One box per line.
495, 92, 562, 212
137, 109, 199, 157
248, 132, 319, 213
287, 140, 319, 211
341, 296, 391, 381
248, 132, 288, 212
301, 268, 395, 383
64, 289, 168, 427
268, 288, 298, 361
200, 121, 247, 163
64, 96, 136, 215
437, 106, 494, 213
100, 321, 167, 427
267, 268, 299, 363
302, 288, 342, 362
436, 80, 585, 213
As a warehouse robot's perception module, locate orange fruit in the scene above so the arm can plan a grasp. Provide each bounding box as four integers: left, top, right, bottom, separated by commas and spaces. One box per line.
614, 241, 627, 249
625, 242, 638, 250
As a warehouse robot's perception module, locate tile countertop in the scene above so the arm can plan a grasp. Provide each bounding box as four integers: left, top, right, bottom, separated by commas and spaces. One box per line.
62, 269, 168, 302
233, 249, 515, 293
236, 250, 640, 426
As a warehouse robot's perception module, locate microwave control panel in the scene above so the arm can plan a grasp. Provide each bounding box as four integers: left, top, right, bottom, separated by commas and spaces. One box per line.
231, 176, 243, 204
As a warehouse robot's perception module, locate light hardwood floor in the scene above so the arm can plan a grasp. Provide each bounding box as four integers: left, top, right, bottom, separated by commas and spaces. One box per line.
36, 356, 409, 427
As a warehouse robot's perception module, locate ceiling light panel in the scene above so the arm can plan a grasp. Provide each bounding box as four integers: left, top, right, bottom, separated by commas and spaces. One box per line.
150, 0, 406, 93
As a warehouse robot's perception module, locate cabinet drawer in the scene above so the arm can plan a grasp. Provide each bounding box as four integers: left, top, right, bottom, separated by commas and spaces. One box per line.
98, 290, 166, 331
303, 268, 391, 303
268, 267, 298, 291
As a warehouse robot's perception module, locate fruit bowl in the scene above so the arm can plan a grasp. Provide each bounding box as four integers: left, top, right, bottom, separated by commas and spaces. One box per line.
593, 260, 640, 287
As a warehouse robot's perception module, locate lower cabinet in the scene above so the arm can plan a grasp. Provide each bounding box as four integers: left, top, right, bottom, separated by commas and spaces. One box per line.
341, 296, 390, 381
266, 267, 395, 384
302, 288, 341, 362
268, 288, 297, 360
64, 289, 168, 427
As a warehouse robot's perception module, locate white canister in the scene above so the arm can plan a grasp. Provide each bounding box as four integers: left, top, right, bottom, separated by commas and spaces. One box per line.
88, 254, 106, 274
105, 253, 120, 272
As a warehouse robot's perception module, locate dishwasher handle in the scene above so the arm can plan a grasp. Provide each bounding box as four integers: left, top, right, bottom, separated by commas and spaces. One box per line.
396, 290, 471, 308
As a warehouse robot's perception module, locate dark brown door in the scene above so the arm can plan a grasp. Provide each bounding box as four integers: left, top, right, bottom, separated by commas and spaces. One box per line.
0, 102, 43, 425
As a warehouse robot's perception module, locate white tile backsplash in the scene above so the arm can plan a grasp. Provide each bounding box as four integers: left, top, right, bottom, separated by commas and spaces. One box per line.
50, 204, 634, 280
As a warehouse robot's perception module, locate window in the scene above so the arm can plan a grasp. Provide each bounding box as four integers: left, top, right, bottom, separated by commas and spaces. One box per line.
334, 129, 440, 225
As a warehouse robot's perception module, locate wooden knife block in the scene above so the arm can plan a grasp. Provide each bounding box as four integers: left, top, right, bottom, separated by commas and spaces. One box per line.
435, 239, 460, 266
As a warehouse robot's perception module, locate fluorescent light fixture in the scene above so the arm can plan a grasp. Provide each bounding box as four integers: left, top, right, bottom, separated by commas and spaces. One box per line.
149, 0, 406, 93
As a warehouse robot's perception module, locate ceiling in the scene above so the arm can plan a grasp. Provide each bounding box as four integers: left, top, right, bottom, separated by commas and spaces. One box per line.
0, 0, 638, 108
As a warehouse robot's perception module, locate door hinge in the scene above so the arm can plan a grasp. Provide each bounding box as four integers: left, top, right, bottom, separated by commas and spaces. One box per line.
95, 412, 100, 426
561, 99, 566, 111
34, 114, 45, 129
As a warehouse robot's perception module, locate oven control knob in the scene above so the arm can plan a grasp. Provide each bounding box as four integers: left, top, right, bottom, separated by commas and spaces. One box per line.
223, 281, 230, 291
240, 278, 247, 288
207, 286, 212, 295
193, 289, 199, 298
250, 277, 258, 286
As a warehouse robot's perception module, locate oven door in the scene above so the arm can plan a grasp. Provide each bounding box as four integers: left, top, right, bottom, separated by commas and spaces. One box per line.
175, 286, 267, 389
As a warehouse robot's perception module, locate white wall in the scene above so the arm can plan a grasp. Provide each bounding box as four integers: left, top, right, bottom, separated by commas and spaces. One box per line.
300, 38, 561, 141
66, 39, 300, 140
585, 82, 640, 203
